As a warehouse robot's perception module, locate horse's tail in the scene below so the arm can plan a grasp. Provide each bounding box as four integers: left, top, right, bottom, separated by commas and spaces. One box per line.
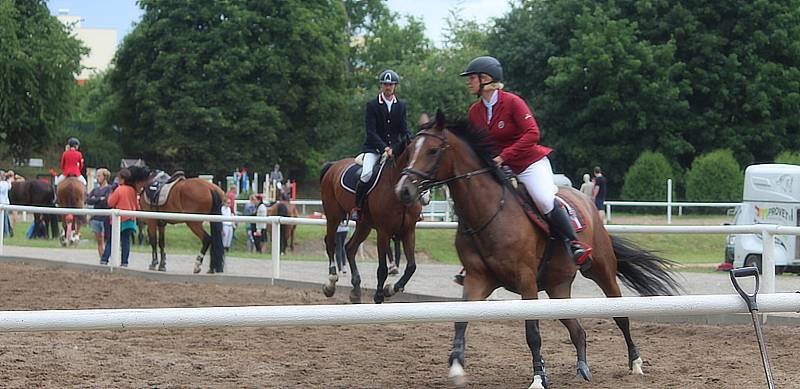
277, 202, 289, 254
319, 161, 334, 183
612, 236, 683, 296
209, 189, 225, 273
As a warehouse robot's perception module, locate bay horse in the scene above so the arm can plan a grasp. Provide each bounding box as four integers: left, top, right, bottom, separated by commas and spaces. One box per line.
9, 180, 59, 239
319, 148, 423, 304
395, 113, 682, 388
128, 167, 225, 274
267, 194, 298, 254
55, 177, 85, 246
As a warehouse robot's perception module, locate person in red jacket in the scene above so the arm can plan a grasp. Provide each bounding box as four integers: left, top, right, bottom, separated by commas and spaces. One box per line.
56, 137, 87, 187
460, 56, 592, 271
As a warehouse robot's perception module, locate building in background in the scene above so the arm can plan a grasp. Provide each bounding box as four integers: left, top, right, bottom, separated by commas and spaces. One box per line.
56, 9, 117, 84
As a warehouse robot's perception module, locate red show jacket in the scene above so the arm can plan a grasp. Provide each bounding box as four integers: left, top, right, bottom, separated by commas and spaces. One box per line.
61, 149, 84, 176
467, 90, 552, 174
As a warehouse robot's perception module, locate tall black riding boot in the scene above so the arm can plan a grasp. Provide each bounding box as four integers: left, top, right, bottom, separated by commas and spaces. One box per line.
545, 200, 593, 272
351, 180, 368, 222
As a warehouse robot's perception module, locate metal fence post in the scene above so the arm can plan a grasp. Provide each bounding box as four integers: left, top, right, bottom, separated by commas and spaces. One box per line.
271, 218, 281, 285
762, 228, 775, 295
111, 210, 121, 268
605, 203, 611, 224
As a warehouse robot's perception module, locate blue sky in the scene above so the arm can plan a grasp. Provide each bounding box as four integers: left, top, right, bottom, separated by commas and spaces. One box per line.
47, 0, 511, 46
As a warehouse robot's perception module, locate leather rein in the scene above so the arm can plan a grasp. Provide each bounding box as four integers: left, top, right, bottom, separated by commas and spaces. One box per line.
400, 129, 505, 236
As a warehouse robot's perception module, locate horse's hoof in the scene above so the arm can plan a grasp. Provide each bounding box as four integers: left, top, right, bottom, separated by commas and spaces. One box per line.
193, 262, 201, 274
527, 375, 546, 389
148, 263, 157, 271
448, 360, 467, 388
158, 265, 166, 272
349, 289, 361, 304
322, 283, 336, 298
630, 357, 644, 375
373, 293, 384, 304
577, 360, 592, 381
383, 283, 395, 297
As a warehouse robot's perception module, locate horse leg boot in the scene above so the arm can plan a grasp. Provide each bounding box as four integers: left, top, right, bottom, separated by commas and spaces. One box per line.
545, 200, 592, 272
350, 180, 368, 222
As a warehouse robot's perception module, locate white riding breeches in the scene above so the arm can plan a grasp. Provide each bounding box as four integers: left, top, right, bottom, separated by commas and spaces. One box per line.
360, 152, 380, 183
55, 174, 87, 187
517, 157, 558, 215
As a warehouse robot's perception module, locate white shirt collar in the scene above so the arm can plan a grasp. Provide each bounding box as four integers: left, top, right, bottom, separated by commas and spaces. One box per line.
482, 90, 499, 123
379, 93, 397, 112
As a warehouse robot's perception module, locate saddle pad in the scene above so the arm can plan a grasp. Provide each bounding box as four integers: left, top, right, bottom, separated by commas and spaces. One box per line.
143, 172, 185, 206
516, 190, 587, 236
339, 162, 386, 195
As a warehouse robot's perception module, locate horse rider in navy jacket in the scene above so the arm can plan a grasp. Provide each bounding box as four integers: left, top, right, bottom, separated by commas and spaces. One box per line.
351, 69, 410, 221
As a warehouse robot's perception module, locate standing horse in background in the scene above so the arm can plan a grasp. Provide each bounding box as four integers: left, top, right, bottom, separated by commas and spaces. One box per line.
9, 180, 59, 239
55, 177, 85, 246
319, 146, 423, 304
395, 114, 682, 388
267, 192, 299, 253
128, 167, 225, 274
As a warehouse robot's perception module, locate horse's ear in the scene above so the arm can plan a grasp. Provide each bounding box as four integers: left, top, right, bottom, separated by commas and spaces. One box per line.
435, 110, 446, 130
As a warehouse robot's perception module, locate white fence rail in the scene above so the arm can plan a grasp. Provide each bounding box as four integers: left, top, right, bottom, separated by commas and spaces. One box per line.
0, 293, 798, 332
232, 198, 741, 224
2, 204, 798, 294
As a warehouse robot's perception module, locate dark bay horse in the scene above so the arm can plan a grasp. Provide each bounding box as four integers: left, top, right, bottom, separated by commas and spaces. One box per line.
395, 114, 681, 388
319, 149, 423, 304
128, 167, 225, 274
267, 196, 298, 254
56, 177, 85, 246
9, 180, 59, 239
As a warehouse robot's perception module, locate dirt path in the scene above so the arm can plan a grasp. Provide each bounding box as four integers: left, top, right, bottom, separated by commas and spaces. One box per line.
0, 262, 795, 388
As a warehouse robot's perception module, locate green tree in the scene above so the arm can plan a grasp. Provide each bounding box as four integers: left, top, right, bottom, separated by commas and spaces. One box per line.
0, 0, 85, 158
108, 0, 349, 181
774, 151, 800, 165
622, 151, 676, 201
684, 149, 742, 202
492, 0, 800, 194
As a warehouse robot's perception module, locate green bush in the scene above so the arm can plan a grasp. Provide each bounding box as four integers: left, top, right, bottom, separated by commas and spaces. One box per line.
685, 149, 742, 202
622, 151, 675, 201
775, 151, 800, 165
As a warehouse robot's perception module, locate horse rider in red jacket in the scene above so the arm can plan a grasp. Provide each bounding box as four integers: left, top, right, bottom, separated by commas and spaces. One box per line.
460, 56, 592, 271
56, 137, 87, 187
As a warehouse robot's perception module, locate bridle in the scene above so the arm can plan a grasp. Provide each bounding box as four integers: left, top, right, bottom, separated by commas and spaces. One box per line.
400, 128, 494, 193
400, 128, 504, 236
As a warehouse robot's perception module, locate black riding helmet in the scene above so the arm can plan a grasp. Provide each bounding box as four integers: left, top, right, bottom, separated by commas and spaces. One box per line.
379, 69, 400, 84
67, 137, 80, 147
460, 56, 503, 82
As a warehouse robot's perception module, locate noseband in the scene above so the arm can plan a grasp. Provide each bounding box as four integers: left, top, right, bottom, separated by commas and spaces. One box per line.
400, 129, 493, 192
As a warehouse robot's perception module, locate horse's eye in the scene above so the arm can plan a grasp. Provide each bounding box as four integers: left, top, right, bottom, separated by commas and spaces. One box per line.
427, 148, 438, 156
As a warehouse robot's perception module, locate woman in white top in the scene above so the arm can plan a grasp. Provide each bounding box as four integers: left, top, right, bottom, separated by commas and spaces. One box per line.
221, 204, 234, 251
579, 173, 594, 198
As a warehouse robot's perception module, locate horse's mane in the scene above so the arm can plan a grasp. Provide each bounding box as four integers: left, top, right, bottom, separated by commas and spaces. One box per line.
444, 120, 506, 184
127, 166, 152, 185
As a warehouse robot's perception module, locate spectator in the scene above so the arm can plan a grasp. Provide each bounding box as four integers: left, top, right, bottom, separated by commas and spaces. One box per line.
579, 173, 594, 198
592, 166, 608, 220
0, 171, 11, 237
86, 168, 112, 258
243, 194, 259, 253
100, 168, 139, 267
335, 220, 350, 273
270, 164, 284, 192
221, 201, 235, 252
254, 195, 269, 253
